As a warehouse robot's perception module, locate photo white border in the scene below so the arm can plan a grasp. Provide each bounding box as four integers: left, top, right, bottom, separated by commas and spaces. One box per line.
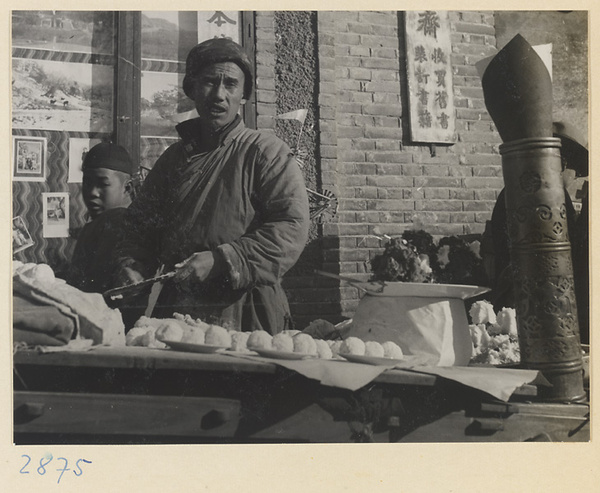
68, 137, 102, 183
12, 215, 34, 254
2, 3, 598, 493
41, 191, 70, 238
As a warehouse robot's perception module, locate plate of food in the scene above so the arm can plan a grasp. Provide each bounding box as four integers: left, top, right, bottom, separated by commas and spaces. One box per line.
162, 339, 230, 354
248, 347, 317, 360
339, 353, 404, 366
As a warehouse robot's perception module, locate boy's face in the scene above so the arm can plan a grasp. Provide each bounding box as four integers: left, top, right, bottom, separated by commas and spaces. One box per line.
82, 167, 131, 219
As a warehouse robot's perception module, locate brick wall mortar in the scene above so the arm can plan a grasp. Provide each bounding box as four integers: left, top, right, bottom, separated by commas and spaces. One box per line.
312, 11, 504, 319
255, 12, 277, 131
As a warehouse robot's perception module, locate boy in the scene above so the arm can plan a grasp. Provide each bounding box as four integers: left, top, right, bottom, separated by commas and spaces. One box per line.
68, 142, 134, 294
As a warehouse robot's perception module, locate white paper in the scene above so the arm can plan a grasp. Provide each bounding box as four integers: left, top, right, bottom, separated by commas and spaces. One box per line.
42, 192, 69, 238
68, 138, 102, 183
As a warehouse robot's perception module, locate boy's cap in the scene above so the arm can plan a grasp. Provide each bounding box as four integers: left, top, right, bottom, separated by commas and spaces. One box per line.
553, 121, 588, 177
183, 38, 253, 100
82, 142, 133, 175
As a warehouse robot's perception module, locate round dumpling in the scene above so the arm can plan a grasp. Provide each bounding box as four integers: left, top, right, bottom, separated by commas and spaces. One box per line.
328, 340, 344, 358
247, 330, 273, 350
180, 327, 206, 345
272, 333, 294, 352
381, 341, 404, 359
126, 326, 150, 346
315, 339, 333, 359
133, 316, 160, 329
230, 331, 251, 352
173, 318, 204, 332
340, 337, 366, 356
204, 324, 232, 346
155, 320, 184, 343
173, 312, 210, 330
365, 341, 384, 357
141, 329, 167, 349
292, 333, 317, 355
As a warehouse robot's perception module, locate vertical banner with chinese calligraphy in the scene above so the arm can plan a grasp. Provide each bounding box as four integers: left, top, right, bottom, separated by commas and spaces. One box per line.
405, 11, 455, 143
197, 11, 240, 43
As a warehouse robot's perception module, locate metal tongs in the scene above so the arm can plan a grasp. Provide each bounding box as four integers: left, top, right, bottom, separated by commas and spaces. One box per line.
314, 270, 385, 294
103, 271, 176, 300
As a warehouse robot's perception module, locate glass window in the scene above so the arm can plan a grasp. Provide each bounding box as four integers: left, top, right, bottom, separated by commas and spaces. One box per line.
139, 11, 243, 175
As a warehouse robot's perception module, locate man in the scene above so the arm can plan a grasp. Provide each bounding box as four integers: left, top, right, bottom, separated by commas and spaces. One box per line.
68, 142, 134, 294
116, 38, 310, 333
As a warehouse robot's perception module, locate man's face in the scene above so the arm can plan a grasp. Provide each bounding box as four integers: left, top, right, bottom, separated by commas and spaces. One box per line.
82, 167, 130, 219
191, 61, 246, 131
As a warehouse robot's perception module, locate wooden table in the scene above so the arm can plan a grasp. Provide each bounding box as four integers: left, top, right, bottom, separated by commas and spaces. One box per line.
13, 347, 590, 444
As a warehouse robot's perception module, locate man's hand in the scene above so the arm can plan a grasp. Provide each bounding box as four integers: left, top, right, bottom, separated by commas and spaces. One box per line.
174, 251, 225, 284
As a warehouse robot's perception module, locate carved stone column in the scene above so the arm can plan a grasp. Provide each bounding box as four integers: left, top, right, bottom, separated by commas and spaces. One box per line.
500, 138, 585, 402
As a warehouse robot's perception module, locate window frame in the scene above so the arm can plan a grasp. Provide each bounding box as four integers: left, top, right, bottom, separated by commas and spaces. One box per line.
114, 11, 256, 174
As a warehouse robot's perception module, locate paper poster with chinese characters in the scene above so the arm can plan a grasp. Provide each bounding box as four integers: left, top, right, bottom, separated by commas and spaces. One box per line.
42, 192, 70, 238
405, 11, 456, 143
197, 11, 240, 42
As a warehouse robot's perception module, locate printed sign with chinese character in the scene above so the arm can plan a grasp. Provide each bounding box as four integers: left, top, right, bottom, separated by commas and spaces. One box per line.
405, 11, 455, 143
197, 11, 240, 42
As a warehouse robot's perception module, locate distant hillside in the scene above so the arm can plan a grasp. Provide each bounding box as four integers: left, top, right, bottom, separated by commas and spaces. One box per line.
141, 13, 179, 31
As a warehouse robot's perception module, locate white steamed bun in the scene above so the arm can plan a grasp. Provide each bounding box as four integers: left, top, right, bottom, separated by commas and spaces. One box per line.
204, 325, 232, 346
292, 333, 317, 355
315, 339, 333, 359
272, 333, 294, 352
364, 341, 385, 357
155, 320, 184, 342
247, 330, 273, 350
340, 337, 366, 355
381, 341, 404, 359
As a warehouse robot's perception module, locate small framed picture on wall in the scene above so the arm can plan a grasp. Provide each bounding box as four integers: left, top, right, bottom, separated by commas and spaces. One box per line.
68, 137, 102, 183
12, 215, 34, 254
13, 136, 47, 182
42, 192, 69, 238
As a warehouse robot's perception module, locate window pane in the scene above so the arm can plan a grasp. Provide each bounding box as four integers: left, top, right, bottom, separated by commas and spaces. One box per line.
140, 70, 193, 138
141, 11, 198, 62
12, 58, 114, 133
139, 11, 241, 142
12, 10, 114, 55
139, 10, 243, 168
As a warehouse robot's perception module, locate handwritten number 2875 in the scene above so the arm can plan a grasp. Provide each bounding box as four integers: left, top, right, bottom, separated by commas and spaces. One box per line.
20, 455, 92, 484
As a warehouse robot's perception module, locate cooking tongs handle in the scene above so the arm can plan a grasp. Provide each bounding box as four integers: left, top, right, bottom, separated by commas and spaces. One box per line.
313, 270, 384, 294
103, 270, 176, 300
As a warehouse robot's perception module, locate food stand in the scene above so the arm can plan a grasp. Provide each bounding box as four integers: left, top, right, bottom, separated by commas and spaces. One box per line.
13, 346, 589, 444
11, 13, 590, 447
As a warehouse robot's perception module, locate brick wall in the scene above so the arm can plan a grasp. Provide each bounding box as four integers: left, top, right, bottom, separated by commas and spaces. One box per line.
254, 12, 277, 133
316, 11, 503, 318
256, 11, 508, 323
256, 12, 344, 328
